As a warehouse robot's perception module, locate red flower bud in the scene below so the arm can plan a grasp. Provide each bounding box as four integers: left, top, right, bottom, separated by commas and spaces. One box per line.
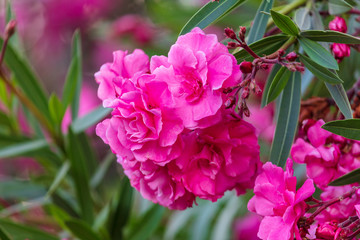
224, 28, 237, 40
278, 49, 285, 56
286, 52, 298, 61
240, 61, 253, 74
5, 20, 17, 39
224, 96, 236, 108
227, 42, 238, 49
329, 16, 347, 33
316, 221, 339, 240
331, 43, 350, 61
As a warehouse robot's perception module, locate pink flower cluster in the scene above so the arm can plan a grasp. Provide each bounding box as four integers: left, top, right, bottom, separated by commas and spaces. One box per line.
329, 16, 350, 61
248, 159, 315, 240
95, 28, 261, 209
291, 119, 360, 189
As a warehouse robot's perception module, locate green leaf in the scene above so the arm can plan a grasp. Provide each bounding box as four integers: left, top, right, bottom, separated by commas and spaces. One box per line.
234, 35, 289, 62
90, 153, 115, 188
46, 204, 71, 230
48, 93, 65, 125
247, 0, 274, 44
322, 119, 360, 140
299, 37, 339, 70
294, 7, 311, 30
0, 180, 46, 200
108, 178, 133, 240
266, 67, 292, 105
67, 128, 94, 224
300, 30, 360, 44
0, 219, 58, 240
328, 0, 352, 15
179, 0, 247, 35
0, 38, 51, 121
269, 72, 301, 167
299, 54, 343, 84
127, 205, 165, 240
65, 219, 101, 240
329, 168, 360, 186
261, 64, 282, 108
71, 106, 111, 133
46, 161, 71, 197
325, 83, 353, 119
0, 139, 48, 158
0, 226, 12, 240
270, 10, 300, 36
63, 30, 82, 113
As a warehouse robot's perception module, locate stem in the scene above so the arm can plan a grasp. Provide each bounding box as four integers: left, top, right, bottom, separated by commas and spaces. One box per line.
267, 37, 297, 59
267, 0, 307, 28
347, 224, 360, 239
308, 187, 359, 221
339, 216, 358, 228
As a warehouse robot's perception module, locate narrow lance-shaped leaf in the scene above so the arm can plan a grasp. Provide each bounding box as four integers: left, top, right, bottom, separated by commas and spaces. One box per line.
65, 219, 101, 240
269, 72, 301, 167
299, 54, 343, 84
0, 139, 48, 159
265, 67, 292, 105
247, 0, 274, 44
294, 7, 311, 30
322, 119, 360, 140
69, 31, 82, 120
67, 128, 94, 224
0, 39, 51, 121
0, 226, 12, 240
261, 64, 282, 108
300, 30, 360, 44
179, 0, 247, 35
71, 106, 111, 134
299, 37, 339, 70
328, 0, 352, 15
325, 83, 353, 119
234, 35, 289, 62
329, 168, 360, 186
270, 10, 300, 36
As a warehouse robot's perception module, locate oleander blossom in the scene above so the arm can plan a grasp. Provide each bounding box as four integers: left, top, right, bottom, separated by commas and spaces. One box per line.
248, 159, 315, 240
95, 29, 260, 209
291, 119, 360, 189
150, 27, 242, 129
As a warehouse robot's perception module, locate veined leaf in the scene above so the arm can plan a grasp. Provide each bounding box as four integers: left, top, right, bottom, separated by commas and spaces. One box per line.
234, 35, 289, 62
299, 37, 339, 70
48, 93, 65, 125
0, 226, 12, 240
46, 161, 71, 197
325, 83, 353, 119
328, 0, 352, 15
266, 67, 292, 105
247, 0, 274, 44
322, 119, 360, 140
294, 7, 311, 30
179, 0, 247, 35
300, 30, 360, 44
269, 72, 301, 167
261, 64, 282, 108
299, 54, 343, 84
329, 168, 360, 186
270, 10, 300, 36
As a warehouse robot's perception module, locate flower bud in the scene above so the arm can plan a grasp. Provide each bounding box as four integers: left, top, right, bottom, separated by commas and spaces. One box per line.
286, 52, 298, 61
224, 96, 236, 108
329, 16, 347, 33
224, 28, 237, 40
240, 61, 253, 74
4, 20, 17, 39
316, 221, 339, 240
241, 87, 249, 99
227, 42, 238, 49
278, 49, 285, 57
331, 43, 350, 60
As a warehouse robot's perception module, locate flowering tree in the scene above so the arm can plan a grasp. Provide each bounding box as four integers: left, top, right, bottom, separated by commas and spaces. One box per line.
1, 0, 360, 239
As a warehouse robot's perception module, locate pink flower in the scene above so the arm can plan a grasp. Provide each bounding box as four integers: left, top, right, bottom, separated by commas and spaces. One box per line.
355, 204, 360, 218
317, 186, 360, 223
96, 72, 184, 165
234, 213, 262, 240
248, 159, 315, 240
95, 49, 150, 102
331, 43, 351, 61
150, 27, 241, 129
329, 16, 347, 33
247, 103, 275, 142
118, 157, 195, 210
169, 119, 261, 201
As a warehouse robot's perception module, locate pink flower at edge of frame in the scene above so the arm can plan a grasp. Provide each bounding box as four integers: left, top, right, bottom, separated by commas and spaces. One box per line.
248, 159, 315, 240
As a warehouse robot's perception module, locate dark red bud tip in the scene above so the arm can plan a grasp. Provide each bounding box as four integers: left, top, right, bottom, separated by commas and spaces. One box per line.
227, 42, 238, 49
295, 65, 305, 72
241, 87, 249, 99
239, 26, 246, 35
224, 28, 237, 40
5, 20, 17, 38
240, 61, 253, 74
278, 49, 285, 57
286, 52, 298, 61
224, 96, 236, 108
261, 64, 269, 70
